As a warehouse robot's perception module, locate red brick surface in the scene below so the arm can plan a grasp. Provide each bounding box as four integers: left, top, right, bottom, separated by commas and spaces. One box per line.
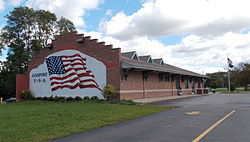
119, 70, 203, 99
16, 74, 29, 100
28, 32, 121, 91
197, 89, 203, 94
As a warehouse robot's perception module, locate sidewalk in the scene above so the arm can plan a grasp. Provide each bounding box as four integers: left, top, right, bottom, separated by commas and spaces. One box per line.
133, 94, 202, 103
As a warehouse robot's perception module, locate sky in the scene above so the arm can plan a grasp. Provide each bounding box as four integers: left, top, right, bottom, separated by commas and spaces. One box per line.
1, 0, 250, 74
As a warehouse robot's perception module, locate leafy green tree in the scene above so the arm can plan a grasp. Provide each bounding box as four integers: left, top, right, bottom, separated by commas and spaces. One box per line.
231, 62, 250, 90
1, 7, 60, 72
0, 65, 17, 99
57, 17, 76, 34
0, 6, 76, 99
0, 36, 3, 54
206, 72, 227, 88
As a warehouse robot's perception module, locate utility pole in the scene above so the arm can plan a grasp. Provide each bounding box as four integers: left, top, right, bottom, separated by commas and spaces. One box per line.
227, 55, 231, 92
228, 66, 231, 92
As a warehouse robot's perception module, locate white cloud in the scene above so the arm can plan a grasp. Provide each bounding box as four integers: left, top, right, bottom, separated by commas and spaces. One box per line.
0, 58, 5, 62
8, 0, 22, 6
167, 32, 250, 73
102, 0, 250, 40
24, 0, 250, 74
94, 0, 250, 74
25, 0, 102, 27
84, 30, 250, 74
0, 0, 5, 11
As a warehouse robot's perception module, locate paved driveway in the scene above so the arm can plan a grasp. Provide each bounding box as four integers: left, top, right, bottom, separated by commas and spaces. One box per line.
52, 93, 250, 142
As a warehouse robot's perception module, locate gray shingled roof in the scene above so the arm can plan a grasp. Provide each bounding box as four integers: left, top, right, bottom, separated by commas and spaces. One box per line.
138, 55, 152, 63
122, 51, 136, 59
153, 58, 164, 65
121, 57, 208, 78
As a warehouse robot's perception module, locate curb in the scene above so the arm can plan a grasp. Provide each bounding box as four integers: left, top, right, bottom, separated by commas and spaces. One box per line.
133, 95, 205, 104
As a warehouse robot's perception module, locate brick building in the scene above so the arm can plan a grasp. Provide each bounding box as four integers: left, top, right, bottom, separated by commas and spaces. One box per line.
16, 32, 208, 100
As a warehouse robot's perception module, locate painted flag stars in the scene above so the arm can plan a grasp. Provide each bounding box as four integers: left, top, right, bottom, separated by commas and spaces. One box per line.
46, 54, 100, 91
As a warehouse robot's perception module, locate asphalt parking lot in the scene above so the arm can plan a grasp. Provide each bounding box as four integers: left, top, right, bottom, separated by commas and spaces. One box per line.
52, 93, 250, 142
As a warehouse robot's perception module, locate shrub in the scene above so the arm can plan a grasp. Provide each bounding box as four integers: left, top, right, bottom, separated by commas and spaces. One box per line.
90, 96, 99, 101
102, 84, 116, 100
21, 90, 32, 100
52, 96, 59, 102
98, 99, 105, 103
110, 99, 136, 105
74, 96, 82, 101
52, 96, 65, 102
42, 97, 48, 101
31, 96, 36, 100
66, 97, 74, 102
58, 96, 66, 102
120, 100, 136, 105
230, 84, 236, 91
36, 97, 42, 100
47, 95, 54, 101
110, 100, 120, 104
83, 96, 90, 101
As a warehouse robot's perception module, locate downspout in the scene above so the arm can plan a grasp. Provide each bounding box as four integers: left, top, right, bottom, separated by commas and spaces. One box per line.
171, 73, 173, 96
143, 77, 145, 98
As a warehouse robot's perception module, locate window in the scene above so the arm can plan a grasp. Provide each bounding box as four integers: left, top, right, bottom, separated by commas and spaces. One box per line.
159, 73, 169, 82
159, 73, 163, 82
181, 76, 185, 83
198, 80, 201, 88
143, 71, 150, 81
175, 76, 180, 89
163, 73, 170, 82
185, 78, 189, 89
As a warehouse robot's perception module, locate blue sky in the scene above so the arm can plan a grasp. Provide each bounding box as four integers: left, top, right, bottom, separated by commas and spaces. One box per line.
84, 0, 141, 31
1, 0, 250, 73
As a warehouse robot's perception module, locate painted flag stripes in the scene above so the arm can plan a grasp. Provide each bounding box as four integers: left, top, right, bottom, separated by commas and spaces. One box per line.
46, 54, 100, 91
227, 58, 233, 68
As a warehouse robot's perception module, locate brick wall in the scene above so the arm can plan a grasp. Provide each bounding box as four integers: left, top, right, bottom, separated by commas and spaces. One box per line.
16, 74, 29, 100
120, 70, 144, 99
120, 69, 205, 99
120, 70, 191, 99
29, 32, 121, 90
17, 32, 121, 99
144, 72, 174, 98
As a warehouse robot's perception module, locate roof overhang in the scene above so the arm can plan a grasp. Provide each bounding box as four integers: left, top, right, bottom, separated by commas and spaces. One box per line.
121, 59, 209, 78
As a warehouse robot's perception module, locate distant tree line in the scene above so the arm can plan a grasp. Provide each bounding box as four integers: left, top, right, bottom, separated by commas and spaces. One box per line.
206, 62, 250, 91
0, 6, 76, 99
205, 71, 227, 89
231, 62, 250, 91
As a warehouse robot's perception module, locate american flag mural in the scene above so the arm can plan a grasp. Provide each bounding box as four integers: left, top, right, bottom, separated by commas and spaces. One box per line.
46, 54, 100, 91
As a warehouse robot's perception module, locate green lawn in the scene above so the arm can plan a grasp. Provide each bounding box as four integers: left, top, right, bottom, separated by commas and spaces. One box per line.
0, 101, 172, 142
214, 88, 250, 93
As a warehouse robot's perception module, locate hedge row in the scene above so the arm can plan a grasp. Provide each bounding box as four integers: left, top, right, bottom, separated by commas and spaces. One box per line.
29, 96, 101, 102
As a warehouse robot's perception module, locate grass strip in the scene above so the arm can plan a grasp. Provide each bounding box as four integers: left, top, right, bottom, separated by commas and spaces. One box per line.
0, 101, 173, 142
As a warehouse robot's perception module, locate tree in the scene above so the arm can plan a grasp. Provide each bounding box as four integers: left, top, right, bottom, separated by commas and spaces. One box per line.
0, 6, 76, 99
0, 65, 17, 99
0, 36, 3, 54
57, 17, 76, 34
206, 72, 227, 88
231, 62, 250, 91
